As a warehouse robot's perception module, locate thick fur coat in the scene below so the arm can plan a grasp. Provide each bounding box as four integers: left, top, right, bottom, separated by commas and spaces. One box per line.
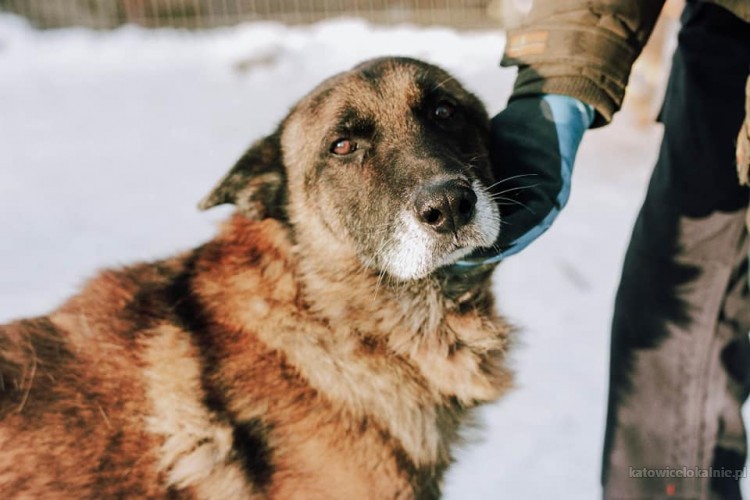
0, 57, 511, 499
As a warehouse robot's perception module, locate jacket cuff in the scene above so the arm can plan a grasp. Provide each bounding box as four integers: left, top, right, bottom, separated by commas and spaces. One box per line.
507, 71, 620, 127
501, 23, 645, 127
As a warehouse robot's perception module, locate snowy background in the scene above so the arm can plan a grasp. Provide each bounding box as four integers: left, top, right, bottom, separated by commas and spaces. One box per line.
0, 13, 707, 498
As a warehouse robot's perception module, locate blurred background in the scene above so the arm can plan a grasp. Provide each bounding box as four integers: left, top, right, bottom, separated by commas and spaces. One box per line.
1, 1, 710, 499
2, 0, 511, 29
0, 0, 687, 128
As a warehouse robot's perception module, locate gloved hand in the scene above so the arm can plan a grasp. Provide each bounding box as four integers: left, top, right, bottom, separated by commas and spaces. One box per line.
453, 94, 595, 269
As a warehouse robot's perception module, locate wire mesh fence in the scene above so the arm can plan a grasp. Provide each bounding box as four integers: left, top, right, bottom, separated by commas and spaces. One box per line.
0, 0, 512, 30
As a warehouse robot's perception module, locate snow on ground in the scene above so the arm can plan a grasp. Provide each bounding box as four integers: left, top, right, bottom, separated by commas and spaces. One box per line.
0, 14, 683, 498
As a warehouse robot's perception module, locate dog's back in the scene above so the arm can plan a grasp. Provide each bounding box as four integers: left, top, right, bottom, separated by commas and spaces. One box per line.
0, 260, 188, 496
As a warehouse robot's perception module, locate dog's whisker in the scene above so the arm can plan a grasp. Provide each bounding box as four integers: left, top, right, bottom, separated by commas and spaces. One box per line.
485, 174, 539, 191
431, 74, 457, 91
489, 195, 536, 215
491, 183, 540, 197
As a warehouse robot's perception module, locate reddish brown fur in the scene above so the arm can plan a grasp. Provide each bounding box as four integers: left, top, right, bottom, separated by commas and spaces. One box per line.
0, 215, 510, 498
0, 58, 512, 499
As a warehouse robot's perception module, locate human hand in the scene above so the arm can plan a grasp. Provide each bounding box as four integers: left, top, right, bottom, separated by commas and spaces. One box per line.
451, 94, 594, 269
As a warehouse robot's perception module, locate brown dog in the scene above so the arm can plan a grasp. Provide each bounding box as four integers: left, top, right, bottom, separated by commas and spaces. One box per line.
0, 57, 511, 499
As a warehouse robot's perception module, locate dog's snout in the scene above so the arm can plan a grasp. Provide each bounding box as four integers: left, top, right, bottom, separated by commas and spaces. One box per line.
414, 180, 477, 234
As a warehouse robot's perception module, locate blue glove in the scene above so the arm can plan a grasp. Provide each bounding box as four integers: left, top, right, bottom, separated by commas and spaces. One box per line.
454, 94, 595, 268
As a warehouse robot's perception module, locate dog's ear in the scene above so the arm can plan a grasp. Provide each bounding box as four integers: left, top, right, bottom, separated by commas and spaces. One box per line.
198, 132, 286, 220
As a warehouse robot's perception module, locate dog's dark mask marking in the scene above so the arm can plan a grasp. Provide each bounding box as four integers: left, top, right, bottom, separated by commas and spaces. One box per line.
200, 57, 499, 281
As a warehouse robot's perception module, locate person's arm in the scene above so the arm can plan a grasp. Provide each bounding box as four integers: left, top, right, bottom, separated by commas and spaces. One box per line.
448, 0, 670, 271
502, 0, 668, 126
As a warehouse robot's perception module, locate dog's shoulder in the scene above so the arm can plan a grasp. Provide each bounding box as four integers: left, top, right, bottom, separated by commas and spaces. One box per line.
45, 263, 176, 348
0, 214, 287, 412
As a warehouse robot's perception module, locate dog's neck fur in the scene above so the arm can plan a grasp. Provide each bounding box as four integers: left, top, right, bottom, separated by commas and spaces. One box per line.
193, 214, 510, 467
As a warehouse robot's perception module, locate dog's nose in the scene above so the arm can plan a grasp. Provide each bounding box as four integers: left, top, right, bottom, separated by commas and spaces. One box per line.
414, 180, 477, 234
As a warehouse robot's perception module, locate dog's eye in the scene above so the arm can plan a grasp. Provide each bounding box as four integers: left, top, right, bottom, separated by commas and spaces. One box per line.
434, 101, 456, 120
331, 139, 357, 156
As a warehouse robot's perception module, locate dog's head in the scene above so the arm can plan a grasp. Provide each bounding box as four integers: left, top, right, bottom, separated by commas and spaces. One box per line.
200, 57, 499, 281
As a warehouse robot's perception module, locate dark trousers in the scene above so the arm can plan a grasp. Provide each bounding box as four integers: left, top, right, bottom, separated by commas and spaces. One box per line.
602, 3, 750, 499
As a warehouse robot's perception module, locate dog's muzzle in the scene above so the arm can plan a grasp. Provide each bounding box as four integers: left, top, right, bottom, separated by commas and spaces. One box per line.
378, 177, 499, 281
414, 179, 477, 234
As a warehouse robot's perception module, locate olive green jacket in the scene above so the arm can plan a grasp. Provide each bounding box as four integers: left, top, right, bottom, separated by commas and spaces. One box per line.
501, 0, 749, 126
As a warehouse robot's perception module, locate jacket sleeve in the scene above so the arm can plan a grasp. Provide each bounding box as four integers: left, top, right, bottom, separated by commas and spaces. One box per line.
501, 0, 667, 127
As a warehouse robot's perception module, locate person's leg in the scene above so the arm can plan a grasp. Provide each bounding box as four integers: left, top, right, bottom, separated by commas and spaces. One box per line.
602, 3, 750, 499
